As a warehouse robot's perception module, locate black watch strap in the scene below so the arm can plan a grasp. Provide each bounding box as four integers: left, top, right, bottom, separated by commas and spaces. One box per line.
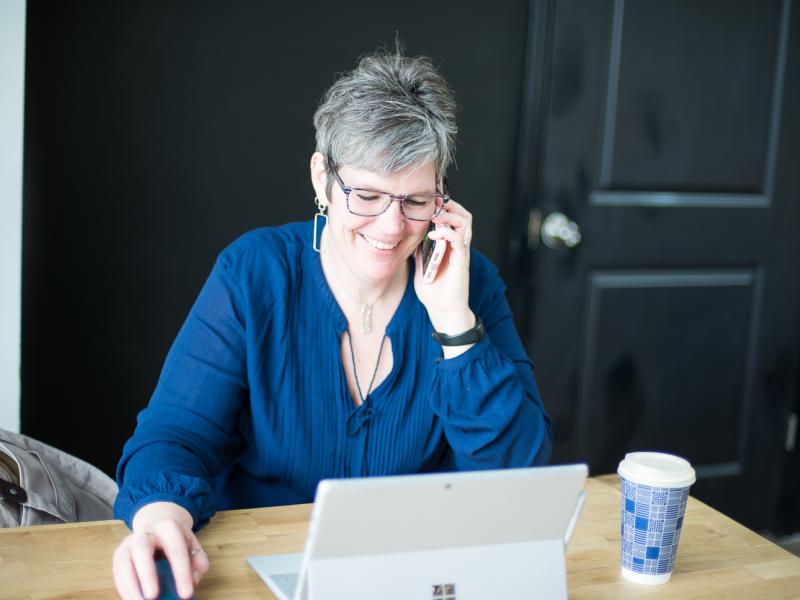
432, 315, 485, 347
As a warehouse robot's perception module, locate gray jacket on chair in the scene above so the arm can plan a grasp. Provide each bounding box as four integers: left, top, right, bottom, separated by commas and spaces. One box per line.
0, 428, 118, 527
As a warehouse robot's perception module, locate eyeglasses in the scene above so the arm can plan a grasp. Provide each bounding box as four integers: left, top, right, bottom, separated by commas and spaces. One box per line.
327, 157, 450, 221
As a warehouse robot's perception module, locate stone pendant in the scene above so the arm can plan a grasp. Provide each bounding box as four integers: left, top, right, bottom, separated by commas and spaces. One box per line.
361, 302, 372, 334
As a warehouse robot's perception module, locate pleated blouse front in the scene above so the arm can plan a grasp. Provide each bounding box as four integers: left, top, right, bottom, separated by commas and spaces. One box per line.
114, 220, 552, 529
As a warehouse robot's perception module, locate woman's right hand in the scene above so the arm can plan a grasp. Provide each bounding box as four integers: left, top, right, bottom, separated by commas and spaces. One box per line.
112, 501, 210, 600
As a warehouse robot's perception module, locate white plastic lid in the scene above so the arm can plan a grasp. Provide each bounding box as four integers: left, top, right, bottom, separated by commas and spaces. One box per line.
617, 452, 696, 488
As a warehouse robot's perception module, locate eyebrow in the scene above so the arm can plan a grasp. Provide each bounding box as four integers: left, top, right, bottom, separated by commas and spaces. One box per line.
350, 183, 441, 196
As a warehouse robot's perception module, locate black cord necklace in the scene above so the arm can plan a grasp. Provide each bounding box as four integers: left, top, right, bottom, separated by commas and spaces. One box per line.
345, 331, 387, 406
345, 331, 386, 477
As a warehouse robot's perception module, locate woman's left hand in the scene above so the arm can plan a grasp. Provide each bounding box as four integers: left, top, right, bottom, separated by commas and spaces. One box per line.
413, 198, 475, 336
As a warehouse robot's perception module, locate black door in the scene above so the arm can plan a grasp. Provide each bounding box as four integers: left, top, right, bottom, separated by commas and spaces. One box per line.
509, 0, 799, 531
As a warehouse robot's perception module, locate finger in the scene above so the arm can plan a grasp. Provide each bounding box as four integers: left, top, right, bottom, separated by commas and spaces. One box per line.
432, 225, 470, 252
190, 551, 209, 586
130, 539, 160, 599
432, 210, 469, 231
448, 207, 472, 241
432, 213, 472, 247
440, 198, 473, 220
113, 545, 146, 600
427, 223, 467, 245
159, 524, 196, 599
431, 216, 470, 236
187, 533, 210, 579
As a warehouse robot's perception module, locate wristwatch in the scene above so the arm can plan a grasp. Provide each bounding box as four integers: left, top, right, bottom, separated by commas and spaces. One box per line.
432, 315, 485, 346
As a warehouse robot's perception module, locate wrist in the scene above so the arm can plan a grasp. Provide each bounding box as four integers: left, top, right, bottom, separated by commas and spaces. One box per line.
433, 314, 484, 349
429, 309, 475, 336
132, 501, 194, 532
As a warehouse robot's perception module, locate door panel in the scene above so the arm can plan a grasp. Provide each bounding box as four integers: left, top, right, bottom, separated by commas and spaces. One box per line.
577, 270, 761, 475
511, 0, 799, 531
608, 0, 782, 191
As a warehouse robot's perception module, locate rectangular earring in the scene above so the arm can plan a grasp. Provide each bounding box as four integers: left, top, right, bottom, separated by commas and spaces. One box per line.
313, 199, 327, 253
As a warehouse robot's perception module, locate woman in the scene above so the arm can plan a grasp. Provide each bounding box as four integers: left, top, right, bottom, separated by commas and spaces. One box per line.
112, 46, 552, 600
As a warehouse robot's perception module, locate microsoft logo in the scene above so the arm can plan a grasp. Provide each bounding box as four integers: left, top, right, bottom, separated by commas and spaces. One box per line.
432, 583, 456, 599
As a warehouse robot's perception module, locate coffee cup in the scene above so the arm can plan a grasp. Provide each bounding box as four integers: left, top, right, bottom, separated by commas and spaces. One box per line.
617, 452, 696, 584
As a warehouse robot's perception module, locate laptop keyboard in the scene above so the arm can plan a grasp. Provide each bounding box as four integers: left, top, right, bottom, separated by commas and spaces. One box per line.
271, 572, 300, 599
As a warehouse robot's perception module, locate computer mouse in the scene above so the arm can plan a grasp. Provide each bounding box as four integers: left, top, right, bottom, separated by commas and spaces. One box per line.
152, 558, 194, 600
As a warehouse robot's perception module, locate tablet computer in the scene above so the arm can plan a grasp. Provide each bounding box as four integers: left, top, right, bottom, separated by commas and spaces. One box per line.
248, 464, 588, 600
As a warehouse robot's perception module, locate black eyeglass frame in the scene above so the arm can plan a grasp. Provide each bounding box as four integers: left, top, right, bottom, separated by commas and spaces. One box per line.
326, 156, 450, 222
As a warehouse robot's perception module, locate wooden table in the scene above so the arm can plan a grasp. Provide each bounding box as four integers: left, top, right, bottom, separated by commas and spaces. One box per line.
1, 476, 798, 599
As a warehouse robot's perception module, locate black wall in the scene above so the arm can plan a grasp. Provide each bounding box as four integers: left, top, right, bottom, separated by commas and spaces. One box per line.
22, 1, 530, 475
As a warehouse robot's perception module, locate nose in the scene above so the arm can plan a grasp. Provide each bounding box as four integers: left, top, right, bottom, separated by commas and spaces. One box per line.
376, 198, 406, 234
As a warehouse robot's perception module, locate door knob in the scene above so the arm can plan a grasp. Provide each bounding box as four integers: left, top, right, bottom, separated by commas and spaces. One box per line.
540, 212, 582, 249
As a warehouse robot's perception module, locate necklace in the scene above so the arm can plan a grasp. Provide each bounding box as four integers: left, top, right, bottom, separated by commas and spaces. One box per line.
318, 229, 405, 334
361, 303, 373, 334
319, 233, 378, 334
345, 331, 386, 405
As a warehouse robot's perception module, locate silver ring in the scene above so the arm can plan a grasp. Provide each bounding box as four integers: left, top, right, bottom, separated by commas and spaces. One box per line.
461, 238, 469, 249
191, 548, 205, 556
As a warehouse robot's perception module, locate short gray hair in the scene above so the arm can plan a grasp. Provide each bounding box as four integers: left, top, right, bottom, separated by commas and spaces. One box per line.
313, 44, 458, 178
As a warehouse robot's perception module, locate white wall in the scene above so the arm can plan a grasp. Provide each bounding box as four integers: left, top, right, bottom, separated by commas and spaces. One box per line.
0, 0, 26, 433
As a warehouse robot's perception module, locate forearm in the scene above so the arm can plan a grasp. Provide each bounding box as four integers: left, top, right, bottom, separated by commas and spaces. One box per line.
115, 438, 219, 530
431, 337, 552, 468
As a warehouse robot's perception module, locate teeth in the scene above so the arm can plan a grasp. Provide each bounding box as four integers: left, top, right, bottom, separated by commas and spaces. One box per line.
361, 234, 398, 250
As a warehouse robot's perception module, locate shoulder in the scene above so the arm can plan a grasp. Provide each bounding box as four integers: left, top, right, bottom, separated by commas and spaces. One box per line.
215, 221, 312, 294
467, 248, 511, 323
219, 221, 309, 264
468, 247, 504, 296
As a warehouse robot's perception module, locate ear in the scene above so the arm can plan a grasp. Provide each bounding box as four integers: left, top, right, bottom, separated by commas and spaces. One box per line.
310, 152, 330, 206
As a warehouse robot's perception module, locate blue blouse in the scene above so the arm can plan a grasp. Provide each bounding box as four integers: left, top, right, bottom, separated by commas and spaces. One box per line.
114, 220, 552, 529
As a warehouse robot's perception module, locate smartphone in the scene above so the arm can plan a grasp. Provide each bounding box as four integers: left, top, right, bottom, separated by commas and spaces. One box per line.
421, 222, 447, 284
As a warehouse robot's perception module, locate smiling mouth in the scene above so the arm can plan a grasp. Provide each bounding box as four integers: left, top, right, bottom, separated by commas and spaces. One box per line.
360, 233, 399, 251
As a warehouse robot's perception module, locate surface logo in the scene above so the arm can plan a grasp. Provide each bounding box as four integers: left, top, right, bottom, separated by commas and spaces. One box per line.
432, 583, 456, 599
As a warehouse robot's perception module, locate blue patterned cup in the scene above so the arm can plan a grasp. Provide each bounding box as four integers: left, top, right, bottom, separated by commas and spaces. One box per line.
617, 452, 696, 584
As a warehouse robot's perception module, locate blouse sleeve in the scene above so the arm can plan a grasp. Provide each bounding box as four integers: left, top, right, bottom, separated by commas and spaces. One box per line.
429, 252, 552, 470
114, 250, 250, 530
